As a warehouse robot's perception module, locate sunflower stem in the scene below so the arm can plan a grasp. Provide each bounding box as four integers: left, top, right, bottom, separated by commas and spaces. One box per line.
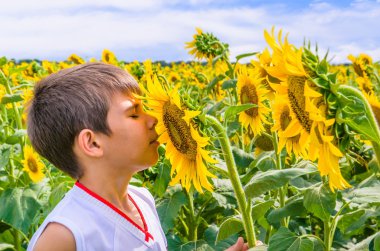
186, 189, 198, 241
324, 219, 332, 251
12, 228, 21, 251
271, 131, 287, 226
1, 70, 25, 153
206, 114, 257, 247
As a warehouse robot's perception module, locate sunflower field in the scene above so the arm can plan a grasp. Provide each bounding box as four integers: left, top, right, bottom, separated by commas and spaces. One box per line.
1, 27, 380, 251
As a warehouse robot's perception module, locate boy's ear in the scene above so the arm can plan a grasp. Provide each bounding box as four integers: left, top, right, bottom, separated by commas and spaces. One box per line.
76, 129, 103, 157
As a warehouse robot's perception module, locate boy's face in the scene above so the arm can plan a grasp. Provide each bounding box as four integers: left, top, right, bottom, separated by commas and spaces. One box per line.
100, 91, 159, 174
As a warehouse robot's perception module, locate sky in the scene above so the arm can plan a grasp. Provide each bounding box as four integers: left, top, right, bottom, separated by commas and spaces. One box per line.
1, 0, 379, 64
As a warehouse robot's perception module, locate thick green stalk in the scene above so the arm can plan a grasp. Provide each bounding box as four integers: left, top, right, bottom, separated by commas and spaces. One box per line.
271, 132, 287, 227
2, 73, 23, 131
324, 220, 331, 251
186, 190, 198, 241
12, 228, 21, 251
1, 70, 25, 154
206, 115, 256, 247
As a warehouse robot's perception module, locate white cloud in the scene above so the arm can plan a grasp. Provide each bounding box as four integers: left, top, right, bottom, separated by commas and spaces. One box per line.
1, 0, 380, 63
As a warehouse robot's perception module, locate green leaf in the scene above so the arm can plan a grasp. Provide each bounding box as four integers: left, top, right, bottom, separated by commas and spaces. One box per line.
0, 222, 11, 234
221, 79, 237, 90
232, 146, 254, 169
0, 188, 43, 234
5, 129, 26, 145
235, 52, 258, 61
49, 182, 69, 208
348, 232, 380, 251
206, 100, 226, 116
1, 94, 23, 104
268, 227, 322, 251
182, 241, 213, 251
336, 209, 379, 235
346, 186, 380, 204
252, 200, 274, 222
0, 243, 14, 251
336, 85, 380, 143
212, 178, 233, 192
245, 166, 317, 199
0, 56, 7, 67
317, 59, 328, 75
369, 233, 380, 251
206, 74, 225, 91
167, 234, 213, 251
241, 151, 276, 184
217, 216, 244, 241
267, 198, 307, 224
153, 162, 171, 197
204, 225, 240, 250
303, 184, 336, 221
157, 190, 187, 233
224, 103, 256, 122
0, 144, 11, 169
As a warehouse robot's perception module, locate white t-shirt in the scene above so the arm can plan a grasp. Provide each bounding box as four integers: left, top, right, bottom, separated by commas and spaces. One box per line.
27, 182, 167, 251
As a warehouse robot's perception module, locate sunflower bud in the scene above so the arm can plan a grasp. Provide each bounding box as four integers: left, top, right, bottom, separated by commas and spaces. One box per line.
185, 28, 229, 62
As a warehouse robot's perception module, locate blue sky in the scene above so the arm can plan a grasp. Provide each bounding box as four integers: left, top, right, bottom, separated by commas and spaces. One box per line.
1, 0, 379, 64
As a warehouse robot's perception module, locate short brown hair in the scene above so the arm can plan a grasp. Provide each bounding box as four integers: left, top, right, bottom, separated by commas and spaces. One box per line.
27, 62, 140, 179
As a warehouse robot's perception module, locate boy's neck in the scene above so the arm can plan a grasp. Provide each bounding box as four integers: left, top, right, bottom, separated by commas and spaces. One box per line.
78, 173, 134, 212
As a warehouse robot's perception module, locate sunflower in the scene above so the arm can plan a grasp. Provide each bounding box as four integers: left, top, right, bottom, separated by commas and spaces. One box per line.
67, 54, 85, 65
140, 75, 217, 193
237, 65, 271, 136
0, 85, 6, 101
306, 96, 351, 190
263, 28, 314, 155
356, 76, 374, 95
101, 49, 118, 65
348, 53, 372, 77
22, 145, 45, 182
185, 28, 229, 62
309, 120, 351, 191
251, 48, 278, 97
272, 97, 308, 158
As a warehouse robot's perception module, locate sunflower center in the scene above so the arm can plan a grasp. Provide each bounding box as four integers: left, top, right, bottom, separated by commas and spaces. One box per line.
241, 84, 259, 117
255, 125, 274, 151
105, 53, 110, 62
353, 63, 364, 77
27, 157, 38, 173
163, 102, 197, 160
287, 76, 312, 132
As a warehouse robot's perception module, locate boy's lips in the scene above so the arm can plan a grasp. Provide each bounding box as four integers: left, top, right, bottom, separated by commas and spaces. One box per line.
150, 135, 159, 144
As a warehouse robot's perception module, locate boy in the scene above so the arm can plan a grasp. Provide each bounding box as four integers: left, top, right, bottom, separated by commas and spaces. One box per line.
26, 63, 248, 251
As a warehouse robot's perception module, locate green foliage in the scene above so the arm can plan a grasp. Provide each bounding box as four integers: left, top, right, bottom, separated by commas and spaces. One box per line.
303, 184, 336, 221
267, 198, 307, 224
245, 164, 317, 199
157, 188, 187, 233
336, 85, 380, 143
0, 188, 42, 235
224, 104, 256, 123
268, 227, 324, 251
217, 216, 243, 241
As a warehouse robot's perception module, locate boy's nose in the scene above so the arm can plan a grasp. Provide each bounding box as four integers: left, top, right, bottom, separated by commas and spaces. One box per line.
147, 114, 158, 128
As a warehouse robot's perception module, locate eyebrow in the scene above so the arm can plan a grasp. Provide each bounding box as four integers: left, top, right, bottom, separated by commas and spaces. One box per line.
124, 103, 139, 113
